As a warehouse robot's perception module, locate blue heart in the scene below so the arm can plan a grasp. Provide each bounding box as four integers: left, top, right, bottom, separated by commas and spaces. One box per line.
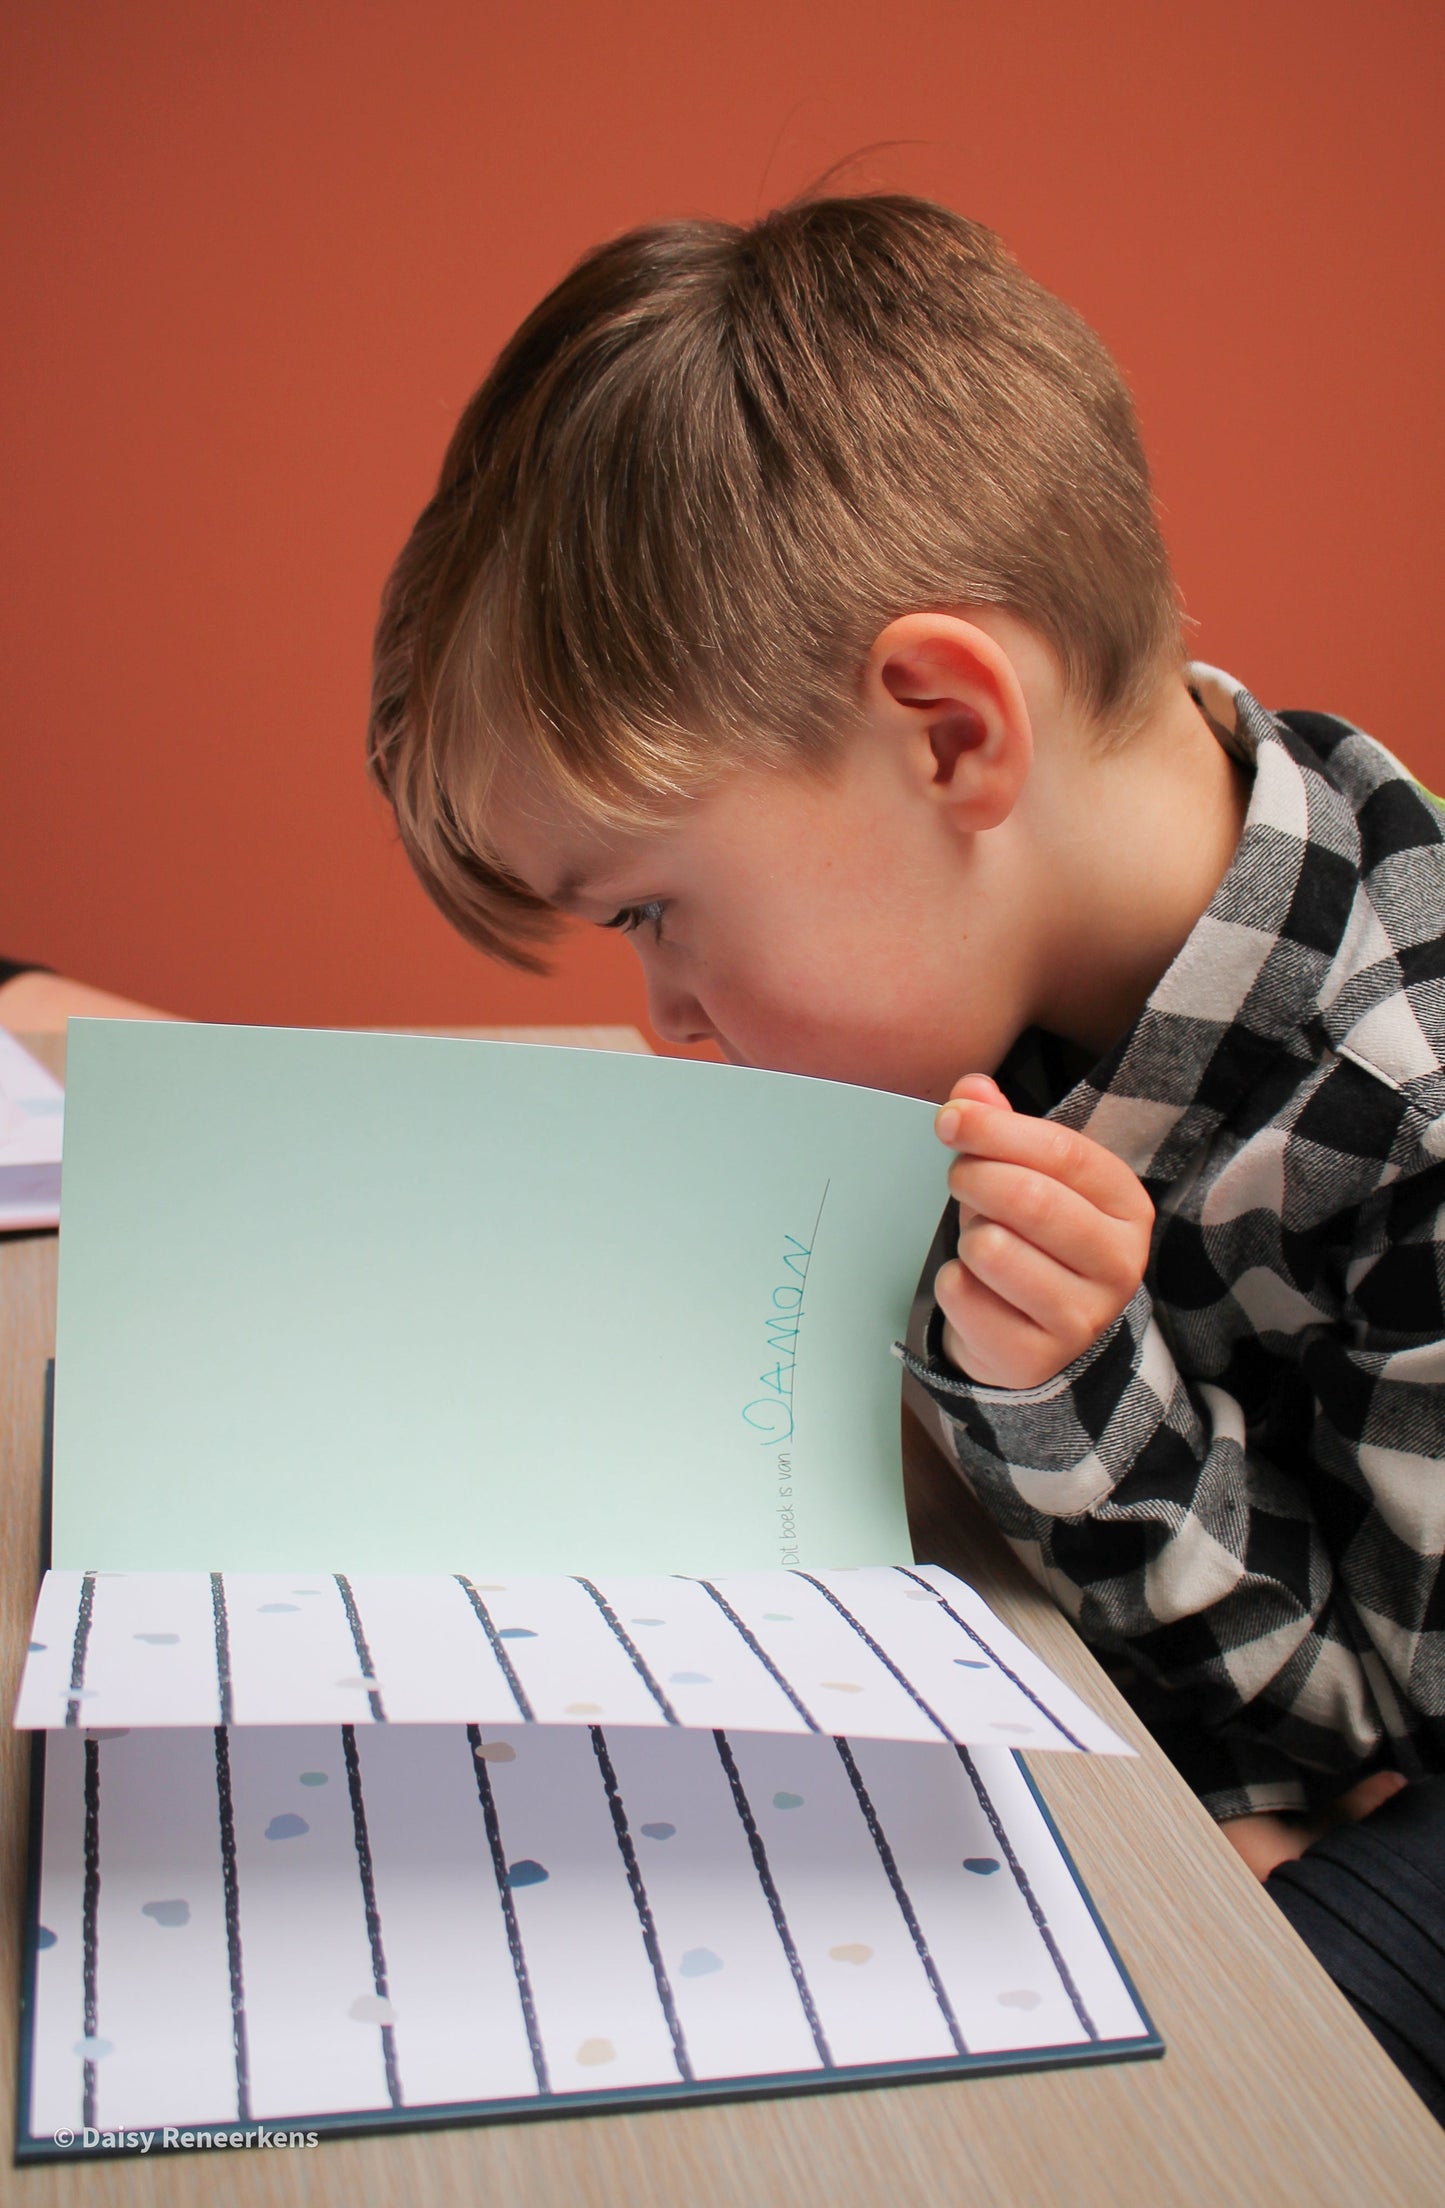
265, 1814, 309, 1841
142, 1899, 191, 1927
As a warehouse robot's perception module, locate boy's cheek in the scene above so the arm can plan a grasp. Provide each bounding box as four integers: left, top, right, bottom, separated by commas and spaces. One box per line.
686, 950, 995, 1098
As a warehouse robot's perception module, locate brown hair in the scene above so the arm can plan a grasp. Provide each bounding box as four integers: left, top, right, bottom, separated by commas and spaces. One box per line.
368, 193, 1184, 968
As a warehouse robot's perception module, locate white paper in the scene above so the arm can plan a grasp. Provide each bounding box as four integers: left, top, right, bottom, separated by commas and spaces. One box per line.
0, 1027, 63, 1231
24, 1723, 1153, 2146
15, 1565, 1132, 1755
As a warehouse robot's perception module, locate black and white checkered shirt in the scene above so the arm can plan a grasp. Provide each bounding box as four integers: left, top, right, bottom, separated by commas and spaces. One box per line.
900, 666, 1445, 1820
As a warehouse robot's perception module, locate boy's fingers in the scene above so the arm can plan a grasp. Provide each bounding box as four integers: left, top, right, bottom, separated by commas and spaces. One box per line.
1329, 1771, 1407, 1824
955, 1217, 1122, 1342
935, 1100, 1153, 1225
948, 1156, 1148, 1291
935, 1258, 1054, 1387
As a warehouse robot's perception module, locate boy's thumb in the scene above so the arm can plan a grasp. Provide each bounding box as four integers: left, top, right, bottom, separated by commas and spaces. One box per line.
948, 1073, 1010, 1109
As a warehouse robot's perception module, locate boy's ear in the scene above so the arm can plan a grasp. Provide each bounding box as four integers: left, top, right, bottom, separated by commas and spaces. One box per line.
861, 612, 1033, 831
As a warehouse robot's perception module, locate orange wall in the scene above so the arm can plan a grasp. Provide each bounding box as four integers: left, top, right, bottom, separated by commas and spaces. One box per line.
3, 1, 1442, 1040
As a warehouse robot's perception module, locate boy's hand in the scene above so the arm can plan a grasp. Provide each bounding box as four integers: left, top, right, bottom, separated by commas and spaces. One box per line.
932, 1073, 1155, 1390
1219, 1771, 1408, 1882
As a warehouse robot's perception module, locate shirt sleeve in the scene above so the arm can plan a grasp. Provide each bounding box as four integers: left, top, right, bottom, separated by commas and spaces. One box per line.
897, 1154, 1445, 1822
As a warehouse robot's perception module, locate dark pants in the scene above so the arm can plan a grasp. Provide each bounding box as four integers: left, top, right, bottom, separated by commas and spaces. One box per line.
1267, 1777, 1445, 2125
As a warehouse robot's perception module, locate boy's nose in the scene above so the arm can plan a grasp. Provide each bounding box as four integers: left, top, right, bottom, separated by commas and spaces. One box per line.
640, 963, 715, 1048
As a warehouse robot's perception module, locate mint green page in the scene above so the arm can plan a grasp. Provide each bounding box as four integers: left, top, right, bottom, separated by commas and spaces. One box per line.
52, 1022, 949, 1576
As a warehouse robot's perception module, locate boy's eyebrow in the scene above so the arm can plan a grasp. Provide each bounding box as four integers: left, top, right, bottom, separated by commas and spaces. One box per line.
548, 862, 656, 911
546, 867, 594, 911
545, 851, 662, 911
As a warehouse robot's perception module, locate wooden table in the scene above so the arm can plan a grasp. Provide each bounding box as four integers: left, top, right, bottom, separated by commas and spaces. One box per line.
2, 1031, 1440, 2205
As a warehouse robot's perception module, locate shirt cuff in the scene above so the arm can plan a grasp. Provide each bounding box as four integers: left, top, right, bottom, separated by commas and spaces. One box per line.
1127, 1691, 1315, 1820
893, 1288, 1138, 1410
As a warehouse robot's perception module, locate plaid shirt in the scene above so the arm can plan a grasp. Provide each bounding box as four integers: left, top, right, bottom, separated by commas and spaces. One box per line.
900, 665, 1445, 1821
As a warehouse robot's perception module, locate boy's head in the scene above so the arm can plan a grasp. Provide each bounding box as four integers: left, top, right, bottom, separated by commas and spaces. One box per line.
368, 194, 1187, 1089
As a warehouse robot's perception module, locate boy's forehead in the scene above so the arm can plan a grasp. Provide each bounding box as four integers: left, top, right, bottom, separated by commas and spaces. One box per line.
482, 779, 680, 908
484, 751, 837, 908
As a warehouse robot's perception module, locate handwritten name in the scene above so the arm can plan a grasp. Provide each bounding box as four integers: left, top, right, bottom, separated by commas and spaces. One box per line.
741, 1231, 811, 1448
744, 1194, 827, 1568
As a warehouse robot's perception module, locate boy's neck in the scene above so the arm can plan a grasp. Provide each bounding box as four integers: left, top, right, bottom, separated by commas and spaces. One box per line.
1022, 669, 1252, 1060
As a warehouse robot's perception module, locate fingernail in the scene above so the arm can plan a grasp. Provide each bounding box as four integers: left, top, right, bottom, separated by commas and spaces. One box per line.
935, 1104, 963, 1143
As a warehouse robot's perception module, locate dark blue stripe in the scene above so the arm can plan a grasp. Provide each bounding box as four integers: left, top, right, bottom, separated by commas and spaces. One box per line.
687, 1579, 822, 1732
341, 1727, 404, 2106
898, 1567, 1088, 1752
333, 1575, 387, 1723
455, 1577, 535, 1722
64, 1572, 96, 1729
466, 1723, 549, 2093
575, 1579, 680, 1723
212, 1725, 252, 2119
956, 1745, 1098, 2039
81, 1736, 99, 2128
209, 1574, 234, 1727
794, 1573, 953, 1741
590, 1727, 691, 2081
833, 1738, 967, 2054
712, 1729, 833, 2068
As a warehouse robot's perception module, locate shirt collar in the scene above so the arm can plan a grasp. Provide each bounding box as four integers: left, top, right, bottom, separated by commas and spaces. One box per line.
1042, 667, 1365, 1188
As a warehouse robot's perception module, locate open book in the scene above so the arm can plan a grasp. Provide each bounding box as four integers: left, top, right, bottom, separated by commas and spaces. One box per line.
13, 1022, 1159, 2160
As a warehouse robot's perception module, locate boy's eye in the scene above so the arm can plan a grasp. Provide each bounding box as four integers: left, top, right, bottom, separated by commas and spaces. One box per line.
601, 901, 666, 938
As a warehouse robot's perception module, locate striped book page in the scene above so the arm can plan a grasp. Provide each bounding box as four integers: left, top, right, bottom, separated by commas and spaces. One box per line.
20, 1722, 1155, 2152
16, 1564, 1130, 1755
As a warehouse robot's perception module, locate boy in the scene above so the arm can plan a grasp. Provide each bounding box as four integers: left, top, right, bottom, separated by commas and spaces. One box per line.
368, 195, 1444, 2111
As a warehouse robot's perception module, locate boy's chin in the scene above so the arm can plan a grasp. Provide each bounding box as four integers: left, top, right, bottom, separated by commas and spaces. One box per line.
760, 1049, 947, 1100
708, 1026, 952, 1097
